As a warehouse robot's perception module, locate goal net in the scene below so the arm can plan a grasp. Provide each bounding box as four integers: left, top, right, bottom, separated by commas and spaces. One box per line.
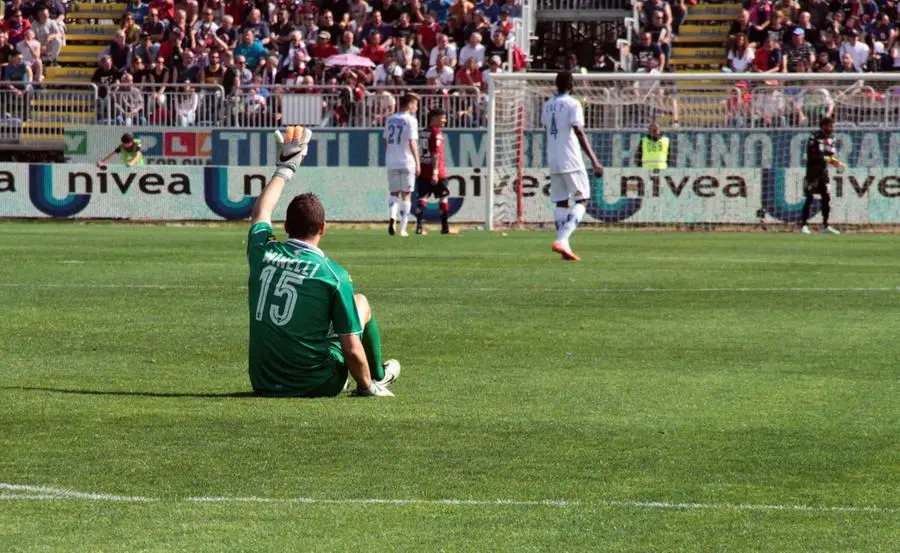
486, 72, 900, 231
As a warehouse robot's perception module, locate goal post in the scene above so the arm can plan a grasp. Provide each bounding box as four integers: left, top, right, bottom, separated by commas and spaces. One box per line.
485, 72, 900, 231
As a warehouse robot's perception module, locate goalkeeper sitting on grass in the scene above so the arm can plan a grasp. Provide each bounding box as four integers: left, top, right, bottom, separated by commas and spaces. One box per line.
247, 126, 400, 397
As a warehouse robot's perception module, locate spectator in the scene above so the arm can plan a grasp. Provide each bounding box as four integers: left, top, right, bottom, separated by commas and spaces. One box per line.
428, 0, 453, 24
484, 29, 507, 63
349, 0, 370, 32
753, 36, 784, 73
380, 0, 403, 23
271, 9, 298, 51
175, 80, 199, 125
177, 48, 201, 82
361, 30, 388, 63
795, 12, 819, 45
150, 0, 175, 22
233, 29, 267, 69
141, 9, 167, 44
425, 53, 454, 84
310, 30, 338, 59
813, 50, 834, 73
394, 13, 417, 45
416, 11, 441, 52
837, 51, 859, 72
114, 72, 145, 125
481, 53, 501, 89
360, 11, 393, 46
643, 9, 671, 69
200, 49, 225, 85
193, 7, 219, 49
120, 13, 142, 45
406, 0, 426, 23
591, 49, 616, 72
869, 13, 895, 49
458, 31, 484, 66
319, 11, 342, 45
785, 27, 814, 72
148, 55, 170, 96
31, 9, 63, 67
808, 0, 829, 30
240, 8, 271, 46
127, 0, 150, 24
282, 31, 309, 66
747, 0, 772, 31
450, 0, 475, 21
392, 34, 415, 68
258, 55, 279, 86
724, 32, 754, 72
890, 43, 900, 70
133, 33, 157, 66
223, 0, 252, 27
839, 28, 870, 70
104, 31, 131, 72
476, 0, 500, 22
156, 27, 186, 69
2, 10, 31, 46
763, 11, 788, 46
455, 54, 483, 87
445, 15, 466, 46
816, 29, 839, 67
373, 54, 403, 85
632, 31, 664, 72
164, 9, 194, 49
232, 54, 253, 85
130, 56, 149, 82
0, 33, 15, 69
868, 41, 891, 71
92, 55, 122, 116
491, 6, 514, 38
429, 33, 458, 67
3, 51, 32, 120
728, 10, 752, 48
338, 30, 360, 54
299, 13, 319, 47
276, 50, 308, 84
464, 10, 492, 44
404, 55, 426, 85
214, 15, 239, 51
16, 29, 41, 81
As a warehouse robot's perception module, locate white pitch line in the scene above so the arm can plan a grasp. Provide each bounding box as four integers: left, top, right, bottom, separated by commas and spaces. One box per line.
1, 484, 897, 514
0, 283, 898, 294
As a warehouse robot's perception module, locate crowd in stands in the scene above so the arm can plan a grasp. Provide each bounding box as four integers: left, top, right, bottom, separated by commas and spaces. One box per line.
89, 0, 528, 126
0, 0, 67, 86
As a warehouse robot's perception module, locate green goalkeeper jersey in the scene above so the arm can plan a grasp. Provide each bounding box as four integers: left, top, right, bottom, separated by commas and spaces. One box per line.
247, 222, 362, 393
115, 139, 144, 166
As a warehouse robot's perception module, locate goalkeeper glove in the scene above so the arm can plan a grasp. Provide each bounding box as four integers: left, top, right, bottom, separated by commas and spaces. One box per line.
273, 125, 312, 182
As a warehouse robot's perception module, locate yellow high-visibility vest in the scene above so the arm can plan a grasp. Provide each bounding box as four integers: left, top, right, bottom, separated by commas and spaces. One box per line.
641, 136, 669, 169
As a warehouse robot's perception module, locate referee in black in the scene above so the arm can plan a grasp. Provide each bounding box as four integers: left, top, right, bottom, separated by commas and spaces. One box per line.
800, 116, 842, 235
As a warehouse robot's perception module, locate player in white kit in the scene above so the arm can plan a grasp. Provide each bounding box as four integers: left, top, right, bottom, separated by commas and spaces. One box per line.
540, 71, 603, 261
383, 93, 421, 236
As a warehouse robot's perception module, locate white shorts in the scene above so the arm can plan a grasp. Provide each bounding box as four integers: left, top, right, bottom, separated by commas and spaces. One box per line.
549, 170, 591, 203
387, 168, 415, 193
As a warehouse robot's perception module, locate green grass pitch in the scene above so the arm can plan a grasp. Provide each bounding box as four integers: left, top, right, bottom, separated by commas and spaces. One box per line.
0, 221, 898, 552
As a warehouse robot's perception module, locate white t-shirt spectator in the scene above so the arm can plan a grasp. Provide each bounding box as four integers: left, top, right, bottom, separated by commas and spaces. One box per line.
839, 40, 870, 70
429, 44, 458, 67
374, 62, 404, 85
458, 43, 485, 66
425, 64, 455, 85
727, 48, 755, 72
384, 111, 419, 170
540, 92, 586, 174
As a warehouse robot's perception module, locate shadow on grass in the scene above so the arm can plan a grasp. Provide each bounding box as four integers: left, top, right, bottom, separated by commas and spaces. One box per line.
1, 386, 258, 399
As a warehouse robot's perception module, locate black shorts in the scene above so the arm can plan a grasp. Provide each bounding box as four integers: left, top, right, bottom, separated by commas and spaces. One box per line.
416, 177, 450, 199
804, 175, 829, 195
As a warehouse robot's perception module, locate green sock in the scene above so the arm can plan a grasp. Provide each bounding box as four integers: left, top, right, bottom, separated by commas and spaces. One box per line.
362, 316, 384, 381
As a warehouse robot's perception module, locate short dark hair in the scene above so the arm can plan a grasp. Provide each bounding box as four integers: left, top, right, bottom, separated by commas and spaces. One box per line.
428, 108, 445, 122
556, 70, 573, 94
121, 133, 134, 144
399, 92, 420, 110
820, 116, 834, 127
285, 193, 326, 239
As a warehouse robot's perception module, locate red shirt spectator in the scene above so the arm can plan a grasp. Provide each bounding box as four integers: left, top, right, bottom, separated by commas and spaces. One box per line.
1, 12, 31, 45
310, 31, 338, 58
417, 16, 441, 51
224, 0, 251, 26
150, 0, 175, 21
360, 40, 388, 64
455, 62, 483, 88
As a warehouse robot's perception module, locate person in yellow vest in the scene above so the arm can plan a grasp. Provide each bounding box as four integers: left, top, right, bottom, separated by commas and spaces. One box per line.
633, 121, 673, 169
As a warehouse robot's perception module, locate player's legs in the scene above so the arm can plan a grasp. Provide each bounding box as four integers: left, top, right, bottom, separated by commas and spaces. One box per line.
354, 293, 395, 383
800, 178, 817, 232
387, 170, 402, 235
415, 177, 430, 235
397, 171, 414, 236
551, 171, 589, 260
436, 179, 451, 234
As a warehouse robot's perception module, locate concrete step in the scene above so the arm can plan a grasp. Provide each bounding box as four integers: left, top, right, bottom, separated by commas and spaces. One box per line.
686, 3, 740, 17
668, 56, 722, 67
62, 44, 108, 54
45, 66, 95, 81
673, 46, 725, 59
66, 11, 122, 22
58, 52, 102, 64
69, 2, 124, 13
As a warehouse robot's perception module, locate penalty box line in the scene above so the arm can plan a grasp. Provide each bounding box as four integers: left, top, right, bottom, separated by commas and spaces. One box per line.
1, 283, 899, 293
1, 484, 897, 514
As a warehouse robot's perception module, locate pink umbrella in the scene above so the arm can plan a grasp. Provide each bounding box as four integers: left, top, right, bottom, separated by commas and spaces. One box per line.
324, 54, 376, 68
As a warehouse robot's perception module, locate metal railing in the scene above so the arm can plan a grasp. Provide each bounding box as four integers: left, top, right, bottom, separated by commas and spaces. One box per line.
536, 0, 631, 10
104, 82, 227, 127
229, 84, 351, 128
361, 85, 486, 128
0, 81, 99, 143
